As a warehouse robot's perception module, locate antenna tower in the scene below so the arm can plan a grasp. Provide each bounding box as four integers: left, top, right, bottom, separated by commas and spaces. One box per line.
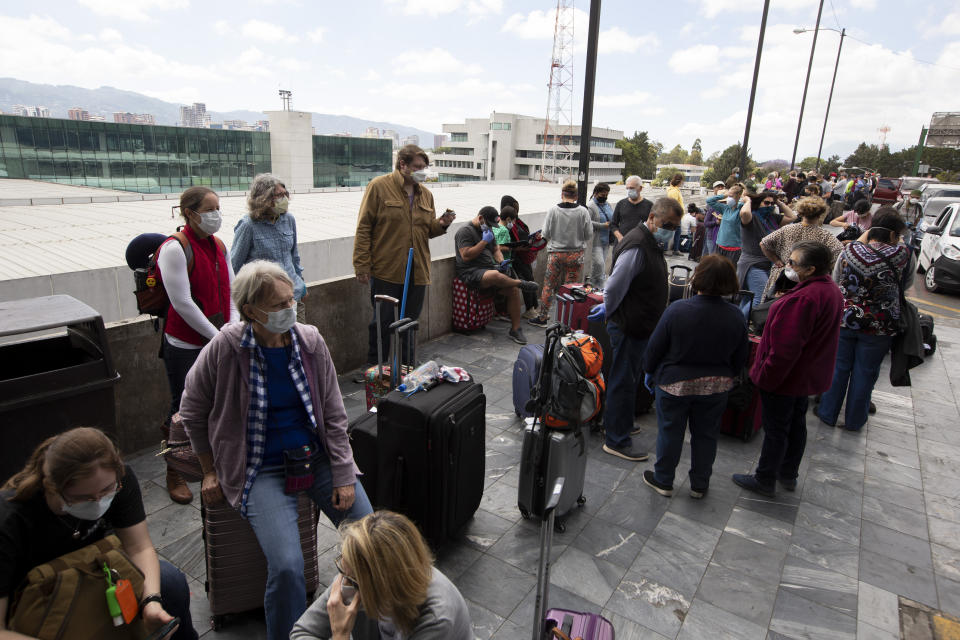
878, 125, 891, 147
539, 0, 575, 182
279, 89, 292, 111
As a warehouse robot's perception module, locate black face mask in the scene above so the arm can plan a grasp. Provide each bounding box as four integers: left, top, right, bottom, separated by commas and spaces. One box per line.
595, 196, 607, 203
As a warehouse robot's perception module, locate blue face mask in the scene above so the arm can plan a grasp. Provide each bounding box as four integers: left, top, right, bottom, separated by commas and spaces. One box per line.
653, 227, 674, 247
757, 205, 775, 217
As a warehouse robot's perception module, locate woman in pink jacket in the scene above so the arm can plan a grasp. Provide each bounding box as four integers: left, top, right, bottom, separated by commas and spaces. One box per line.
179, 260, 372, 640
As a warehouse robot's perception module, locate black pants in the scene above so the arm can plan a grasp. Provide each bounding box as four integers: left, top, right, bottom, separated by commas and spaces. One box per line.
162, 338, 202, 424
513, 259, 538, 310
367, 278, 426, 366
754, 391, 809, 485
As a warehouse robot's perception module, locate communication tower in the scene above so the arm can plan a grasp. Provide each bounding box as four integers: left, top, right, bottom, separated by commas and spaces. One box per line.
878, 125, 891, 147
539, 0, 576, 182
279, 89, 292, 111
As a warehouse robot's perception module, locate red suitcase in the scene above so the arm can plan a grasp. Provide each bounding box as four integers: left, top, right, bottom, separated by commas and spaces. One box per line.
452, 277, 494, 332
720, 335, 762, 441
557, 283, 603, 332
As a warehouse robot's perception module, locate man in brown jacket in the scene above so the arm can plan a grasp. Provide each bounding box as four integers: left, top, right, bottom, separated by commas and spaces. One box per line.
353, 144, 455, 365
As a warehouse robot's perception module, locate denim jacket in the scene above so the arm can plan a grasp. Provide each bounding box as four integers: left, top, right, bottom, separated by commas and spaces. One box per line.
231, 213, 306, 299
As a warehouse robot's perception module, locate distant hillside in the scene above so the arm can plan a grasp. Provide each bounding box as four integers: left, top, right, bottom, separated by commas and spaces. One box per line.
0, 77, 437, 144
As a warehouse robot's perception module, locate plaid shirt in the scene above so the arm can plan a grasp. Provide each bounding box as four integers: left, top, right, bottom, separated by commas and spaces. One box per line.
239, 323, 319, 516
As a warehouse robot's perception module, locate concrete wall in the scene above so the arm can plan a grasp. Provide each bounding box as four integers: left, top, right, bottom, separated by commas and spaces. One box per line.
265, 110, 314, 191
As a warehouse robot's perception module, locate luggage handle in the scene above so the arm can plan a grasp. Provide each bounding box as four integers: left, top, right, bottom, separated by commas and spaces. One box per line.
373, 295, 400, 381
533, 478, 565, 640
557, 294, 574, 330
387, 318, 418, 387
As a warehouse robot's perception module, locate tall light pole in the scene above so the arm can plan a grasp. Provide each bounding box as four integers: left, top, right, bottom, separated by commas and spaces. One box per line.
741, 0, 771, 177
790, 0, 824, 171
794, 26, 845, 175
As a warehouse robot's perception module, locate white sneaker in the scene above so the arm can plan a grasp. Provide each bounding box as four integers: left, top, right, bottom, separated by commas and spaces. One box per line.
522, 308, 539, 319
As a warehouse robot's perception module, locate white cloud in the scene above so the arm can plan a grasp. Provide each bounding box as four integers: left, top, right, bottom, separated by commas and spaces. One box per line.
669, 45, 720, 73
927, 11, 960, 36
306, 27, 326, 43
596, 91, 652, 107
501, 10, 655, 55
240, 19, 299, 43
698, 0, 818, 19
214, 20, 233, 36
77, 0, 189, 21
849, 0, 876, 8
384, 0, 502, 17
99, 28, 123, 41
598, 27, 658, 54
422, 48, 483, 75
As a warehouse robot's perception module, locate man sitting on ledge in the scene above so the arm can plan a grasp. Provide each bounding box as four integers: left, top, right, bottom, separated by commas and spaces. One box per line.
455, 206, 540, 345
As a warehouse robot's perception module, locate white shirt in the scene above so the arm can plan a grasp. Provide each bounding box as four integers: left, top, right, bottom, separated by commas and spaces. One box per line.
681, 213, 697, 236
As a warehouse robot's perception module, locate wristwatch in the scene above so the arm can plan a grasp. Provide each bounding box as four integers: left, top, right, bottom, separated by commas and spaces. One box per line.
140, 593, 163, 617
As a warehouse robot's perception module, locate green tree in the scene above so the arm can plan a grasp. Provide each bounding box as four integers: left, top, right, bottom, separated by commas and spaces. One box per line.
689, 138, 703, 166
615, 131, 660, 180
653, 165, 681, 187
798, 156, 824, 172
822, 154, 842, 176
658, 144, 689, 165
701, 143, 755, 186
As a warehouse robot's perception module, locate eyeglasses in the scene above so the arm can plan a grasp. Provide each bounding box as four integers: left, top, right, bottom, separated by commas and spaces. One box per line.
762, 200, 775, 206
60, 480, 121, 506
335, 554, 359, 591
786, 258, 805, 268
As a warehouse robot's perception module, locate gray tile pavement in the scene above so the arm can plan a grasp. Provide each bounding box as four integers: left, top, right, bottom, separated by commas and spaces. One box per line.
127, 304, 960, 639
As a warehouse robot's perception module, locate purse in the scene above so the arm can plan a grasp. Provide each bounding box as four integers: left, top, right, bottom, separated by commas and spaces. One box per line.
282, 444, 319, 494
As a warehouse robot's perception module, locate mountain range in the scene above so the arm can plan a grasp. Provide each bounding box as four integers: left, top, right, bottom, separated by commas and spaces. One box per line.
0, 78, 438, 144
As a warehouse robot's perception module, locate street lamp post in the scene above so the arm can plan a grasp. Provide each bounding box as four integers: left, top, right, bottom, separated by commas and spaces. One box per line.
790, 0, 824, 171
794, 27, 846, 175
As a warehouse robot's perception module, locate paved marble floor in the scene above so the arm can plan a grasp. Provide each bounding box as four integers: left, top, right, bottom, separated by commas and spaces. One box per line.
129, 310, 960, 640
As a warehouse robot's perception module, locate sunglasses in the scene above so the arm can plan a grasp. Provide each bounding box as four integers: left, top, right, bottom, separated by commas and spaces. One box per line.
762, 200, 775, 206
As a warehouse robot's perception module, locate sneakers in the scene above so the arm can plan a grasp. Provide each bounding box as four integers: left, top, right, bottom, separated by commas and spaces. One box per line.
522, 308, 539, 319
689, 486, 708, 499
602, 442, 649, 462
731, 473, 775, 498
528, 316, 549, 328
642, 470, 673, 497
519, 280, 540, 293
494, 312, 511, 322
630, 426, 644, 436
508, 328, 528, 345
778, 476, 797, 492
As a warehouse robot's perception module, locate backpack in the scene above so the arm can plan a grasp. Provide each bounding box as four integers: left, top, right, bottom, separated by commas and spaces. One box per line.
8, 535, 146, 640
127, 230, 226, 321
541, 332, 606, 429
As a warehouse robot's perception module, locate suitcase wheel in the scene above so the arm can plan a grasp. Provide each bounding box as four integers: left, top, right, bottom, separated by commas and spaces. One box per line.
520, 508, 530, 519
577, 495, 586, 506
211, 615, 224, 631
555, 518, 566, 533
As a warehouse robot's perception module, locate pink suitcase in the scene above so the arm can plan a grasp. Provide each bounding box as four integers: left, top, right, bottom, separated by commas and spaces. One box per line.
452, 277, 494, 332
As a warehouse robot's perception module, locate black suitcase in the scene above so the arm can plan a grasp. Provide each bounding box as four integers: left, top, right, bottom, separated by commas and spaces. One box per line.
668, 264, 692, 303
375, 380, 486, 545
348, 411, 379, 504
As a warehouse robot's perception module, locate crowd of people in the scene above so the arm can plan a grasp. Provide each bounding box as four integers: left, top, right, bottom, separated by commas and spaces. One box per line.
0, 143, 918, 640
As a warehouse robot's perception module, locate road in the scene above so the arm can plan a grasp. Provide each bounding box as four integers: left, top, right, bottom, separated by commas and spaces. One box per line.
907, 281, 960, 328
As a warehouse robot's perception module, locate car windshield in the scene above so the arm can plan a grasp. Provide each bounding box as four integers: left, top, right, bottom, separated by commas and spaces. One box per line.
903, 178, 935, 190
952, 212, 960, 237
924, 189, 960, 201
879, 179, 897, 188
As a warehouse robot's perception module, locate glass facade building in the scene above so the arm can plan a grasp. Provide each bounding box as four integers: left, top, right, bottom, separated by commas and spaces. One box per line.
312, 136, 392, 188
0, 115, 271, 193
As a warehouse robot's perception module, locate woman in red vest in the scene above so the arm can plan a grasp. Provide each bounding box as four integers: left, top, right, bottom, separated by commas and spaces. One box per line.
156, 186, 237, 504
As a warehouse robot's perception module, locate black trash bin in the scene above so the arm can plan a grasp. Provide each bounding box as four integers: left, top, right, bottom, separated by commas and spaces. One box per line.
0, 295, 121, 481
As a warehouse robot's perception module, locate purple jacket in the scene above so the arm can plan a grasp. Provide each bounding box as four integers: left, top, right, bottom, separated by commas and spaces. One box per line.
750, 275, 844, 396
180, 322, 358, 509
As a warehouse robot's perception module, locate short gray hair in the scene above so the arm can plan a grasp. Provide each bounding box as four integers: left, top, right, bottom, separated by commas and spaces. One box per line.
247, 173, 287, 221
232, 260, 293, 322
625, 175, 642, 187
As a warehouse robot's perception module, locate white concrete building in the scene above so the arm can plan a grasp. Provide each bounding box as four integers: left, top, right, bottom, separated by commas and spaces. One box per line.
656, 163, 708, 186
432, 112, 624, 184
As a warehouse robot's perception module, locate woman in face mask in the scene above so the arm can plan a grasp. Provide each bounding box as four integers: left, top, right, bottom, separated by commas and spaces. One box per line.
0, 427, 198, 640
178, 260, 373, 640
587, 182, 614, 287
736, 190, 797, 316
156, 186, 238, 505
757, 196, 843, 302
232, 174, 308, 322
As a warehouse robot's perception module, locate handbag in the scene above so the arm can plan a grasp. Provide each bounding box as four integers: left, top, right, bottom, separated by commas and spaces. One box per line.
8, 535, 147, 640
836, 223, 861, 243
283, 444, 319, 494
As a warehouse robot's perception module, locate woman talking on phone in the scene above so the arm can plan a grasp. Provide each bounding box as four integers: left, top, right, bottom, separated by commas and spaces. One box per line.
290, 511, 472, 640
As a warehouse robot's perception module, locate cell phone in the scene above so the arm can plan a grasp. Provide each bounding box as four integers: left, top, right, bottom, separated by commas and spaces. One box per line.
144, 617, 180, 640
340, 581, 357, 605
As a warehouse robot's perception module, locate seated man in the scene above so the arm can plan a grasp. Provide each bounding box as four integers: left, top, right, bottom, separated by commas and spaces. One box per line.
455, 206, 540, 345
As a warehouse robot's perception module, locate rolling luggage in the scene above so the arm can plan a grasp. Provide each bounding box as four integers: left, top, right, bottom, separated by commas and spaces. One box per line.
201, 494, 319, 630
452, 277, 494, 332
347, 411, 378, 503
919, 312, 936, 355
719, 334, 762, 441
375, 379, 486, 545
668, 264, 692, 303
364, 297, 415, 409
513, 344, 545, 417
533, 479, 615, 640
557, 283, 603, 332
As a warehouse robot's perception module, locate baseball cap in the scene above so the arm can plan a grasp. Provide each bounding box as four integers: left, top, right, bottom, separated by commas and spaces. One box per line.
712, 181, 725, 188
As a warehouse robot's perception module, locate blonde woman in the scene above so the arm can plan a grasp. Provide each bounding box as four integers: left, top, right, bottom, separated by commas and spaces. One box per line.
291, 511, 472, 640
231, 173, 307, 321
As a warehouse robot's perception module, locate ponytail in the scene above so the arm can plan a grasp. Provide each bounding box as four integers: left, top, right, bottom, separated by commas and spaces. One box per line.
3, 437, 56, 502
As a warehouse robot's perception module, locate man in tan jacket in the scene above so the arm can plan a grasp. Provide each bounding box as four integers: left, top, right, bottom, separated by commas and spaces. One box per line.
353, 144, 455, 366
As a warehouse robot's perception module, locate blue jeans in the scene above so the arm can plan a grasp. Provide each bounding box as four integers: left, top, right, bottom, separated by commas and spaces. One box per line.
602, 320, 648, 448
245, 454, 373, 640
159, 559, 199, 640
672, 228, 682, 252
653, 388, 729, 490
705, 234, 716, 256
754, 391, 809, 486
740, 265, 769, 318
816, 327, 892, 431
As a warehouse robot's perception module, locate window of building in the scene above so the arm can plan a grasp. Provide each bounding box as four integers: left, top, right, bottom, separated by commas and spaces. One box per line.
450, 132, 468, 142
489, 122, 512, 131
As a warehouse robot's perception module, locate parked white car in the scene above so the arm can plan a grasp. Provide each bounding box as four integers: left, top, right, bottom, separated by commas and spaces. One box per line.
918, 202, 960, 293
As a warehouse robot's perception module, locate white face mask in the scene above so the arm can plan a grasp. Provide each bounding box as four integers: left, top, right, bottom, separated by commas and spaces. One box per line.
411, 169, 429, 183
256, 304, 297, 334
626, 188, 639, 200
506, 222, 514, 230
198, 209, 222, 234
784, 267, 800, 282
726, 196, 737, 206
62, 490, 116, 521
274, 196, 289, 215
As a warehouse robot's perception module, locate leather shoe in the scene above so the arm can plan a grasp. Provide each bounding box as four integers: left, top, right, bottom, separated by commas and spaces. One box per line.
732, 473, 775, 498
166, 468, 193, 504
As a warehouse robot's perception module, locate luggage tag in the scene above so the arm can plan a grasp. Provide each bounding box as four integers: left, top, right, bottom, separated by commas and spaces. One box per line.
104, 563, 138, 625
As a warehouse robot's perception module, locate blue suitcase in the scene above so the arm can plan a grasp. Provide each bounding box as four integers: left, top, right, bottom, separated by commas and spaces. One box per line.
512, 344, 544, 417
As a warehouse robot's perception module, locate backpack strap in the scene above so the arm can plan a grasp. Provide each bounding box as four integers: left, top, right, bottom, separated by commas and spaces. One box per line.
169, 231, 194, 273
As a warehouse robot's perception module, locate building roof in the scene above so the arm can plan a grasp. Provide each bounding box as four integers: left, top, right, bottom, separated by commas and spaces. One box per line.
0, 178, 624, 281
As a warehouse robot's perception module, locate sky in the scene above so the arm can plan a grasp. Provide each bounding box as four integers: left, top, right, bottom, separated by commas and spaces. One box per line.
2, 0, 959, 161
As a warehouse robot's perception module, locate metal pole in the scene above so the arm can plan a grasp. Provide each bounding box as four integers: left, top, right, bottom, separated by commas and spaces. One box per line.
815, 28, 844, 175
576, 0, 601, 206
791, 0, 824, 171
913, 127, 928, 177
740, 0, 771, 176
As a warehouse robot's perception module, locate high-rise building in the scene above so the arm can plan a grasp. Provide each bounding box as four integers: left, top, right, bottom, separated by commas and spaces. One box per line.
223, 119, 247, 130
382, 129, 400, 149
364, 126, 380, 138
255, 120, 270, 132
68, 108, 90, 121
432, 112, 624, 183
178, 103, 210, 128
11, 105, 50, 118
401, 134, 419, 147
112, 112, 156, 125
433, 134, 447, 150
